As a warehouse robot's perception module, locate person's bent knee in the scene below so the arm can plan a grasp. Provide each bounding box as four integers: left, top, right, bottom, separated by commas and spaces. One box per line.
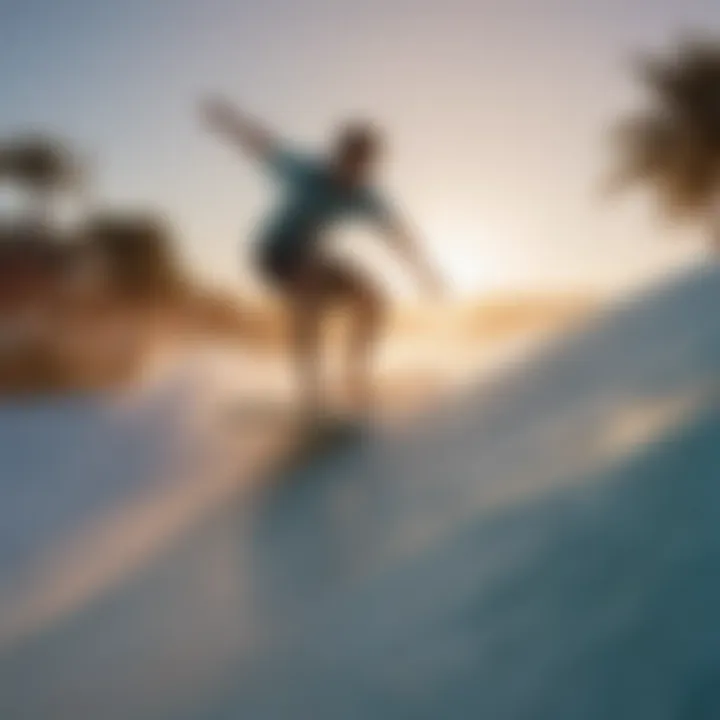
355, 284, 385, 326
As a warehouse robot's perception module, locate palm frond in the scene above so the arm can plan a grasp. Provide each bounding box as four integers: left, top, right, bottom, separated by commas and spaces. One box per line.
612, 36, 720, 222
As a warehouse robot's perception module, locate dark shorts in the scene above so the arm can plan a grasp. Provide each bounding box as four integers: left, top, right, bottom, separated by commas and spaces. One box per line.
255, 232, 384, 305
256, 234, 313, 288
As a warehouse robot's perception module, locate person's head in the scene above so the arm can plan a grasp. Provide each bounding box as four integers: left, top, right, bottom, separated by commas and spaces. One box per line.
331, 121, 384, 186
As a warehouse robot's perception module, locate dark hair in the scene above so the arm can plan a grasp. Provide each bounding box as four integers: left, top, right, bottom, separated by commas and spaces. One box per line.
335, 121, 384, 161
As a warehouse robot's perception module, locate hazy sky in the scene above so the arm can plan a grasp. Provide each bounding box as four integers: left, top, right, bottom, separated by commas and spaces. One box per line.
1, 0, 718, 297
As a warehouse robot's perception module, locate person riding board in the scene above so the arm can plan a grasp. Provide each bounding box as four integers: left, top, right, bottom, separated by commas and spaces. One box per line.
202, 96, 442, 428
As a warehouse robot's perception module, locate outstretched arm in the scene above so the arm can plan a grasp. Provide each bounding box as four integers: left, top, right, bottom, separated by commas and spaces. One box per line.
381, 213, 445, 297
200, 95, 276, 162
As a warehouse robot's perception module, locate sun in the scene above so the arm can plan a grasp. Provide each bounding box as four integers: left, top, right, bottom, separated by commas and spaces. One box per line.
436, 235, 509, 297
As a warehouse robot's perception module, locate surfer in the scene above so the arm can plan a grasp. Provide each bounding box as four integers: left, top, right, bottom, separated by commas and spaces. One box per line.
202, 96, 442, 427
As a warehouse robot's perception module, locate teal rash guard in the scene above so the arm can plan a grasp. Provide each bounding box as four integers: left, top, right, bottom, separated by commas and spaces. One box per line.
255, 147, 394, 276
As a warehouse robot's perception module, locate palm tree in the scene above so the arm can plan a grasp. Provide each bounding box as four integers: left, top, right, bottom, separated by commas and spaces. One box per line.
86, 212, 188, 302
610, 37, 720, 247
0, 134, 80, 229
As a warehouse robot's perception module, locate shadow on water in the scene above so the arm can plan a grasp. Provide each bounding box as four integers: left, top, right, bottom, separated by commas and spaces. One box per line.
244, 430, 389, 617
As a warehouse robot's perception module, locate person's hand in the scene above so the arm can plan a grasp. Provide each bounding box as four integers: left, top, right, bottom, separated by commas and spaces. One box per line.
199, 95, 236, 133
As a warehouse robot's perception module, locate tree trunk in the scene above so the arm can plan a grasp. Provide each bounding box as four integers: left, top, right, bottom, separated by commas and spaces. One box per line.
29, 185, 53, 232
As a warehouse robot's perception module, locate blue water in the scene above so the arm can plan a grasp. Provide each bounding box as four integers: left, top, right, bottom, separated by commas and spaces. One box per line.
2, 264, 720, 719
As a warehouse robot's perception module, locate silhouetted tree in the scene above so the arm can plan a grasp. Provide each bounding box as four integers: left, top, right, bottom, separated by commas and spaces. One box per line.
86, 212, 187, 303
611, 37, 720, 246
0, 134, 80, 228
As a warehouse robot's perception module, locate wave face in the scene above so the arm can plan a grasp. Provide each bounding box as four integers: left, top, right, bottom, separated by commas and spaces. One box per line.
3, 264, 720, 719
